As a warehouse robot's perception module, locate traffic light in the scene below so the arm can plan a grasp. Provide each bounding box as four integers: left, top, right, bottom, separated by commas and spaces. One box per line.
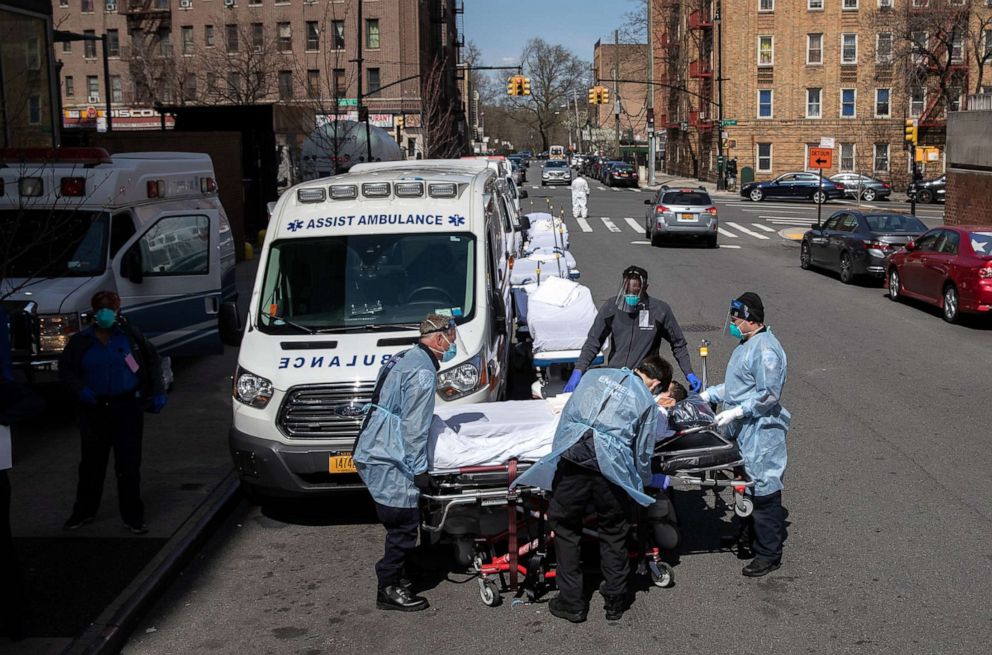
600, 86, 610, 105
521, 76, 531, 96
588, 86, 598, 104
904, 119, 918, 146
507, 76, 517, 96
395, 115, 404, 129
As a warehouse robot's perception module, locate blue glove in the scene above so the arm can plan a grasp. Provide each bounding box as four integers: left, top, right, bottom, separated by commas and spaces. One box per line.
686, 373, 702, 393
563, 369, 583, 393
151, 393, 167, 413
80, 388, 97, 405
650, 473, 671, 490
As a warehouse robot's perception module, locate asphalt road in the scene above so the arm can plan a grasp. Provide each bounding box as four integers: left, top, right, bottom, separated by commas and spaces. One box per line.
126, 179, 991, 655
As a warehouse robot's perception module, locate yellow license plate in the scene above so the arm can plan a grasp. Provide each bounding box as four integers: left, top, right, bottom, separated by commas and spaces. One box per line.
679, 213, 696, 222
329, 455, 356, 474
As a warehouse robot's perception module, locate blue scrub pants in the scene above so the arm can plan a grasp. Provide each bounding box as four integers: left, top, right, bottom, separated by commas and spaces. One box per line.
747, 491, 788, 562
373, 502, 419, 589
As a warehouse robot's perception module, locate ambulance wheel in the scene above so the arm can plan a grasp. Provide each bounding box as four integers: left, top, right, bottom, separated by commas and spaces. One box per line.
651, 562, 674, 588
735, 497, 754, 517
479, 578, 502, 607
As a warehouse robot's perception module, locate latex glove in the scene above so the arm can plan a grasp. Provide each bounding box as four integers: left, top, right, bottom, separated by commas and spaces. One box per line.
714, 406, 745, 428
650, 473, 671, 490
151, 393, 167, 414
413, 472, 431, 491
80, 388, 97, 405
563, 369, 583, 393
699, 390, 711, 403
686, 373, 702, 393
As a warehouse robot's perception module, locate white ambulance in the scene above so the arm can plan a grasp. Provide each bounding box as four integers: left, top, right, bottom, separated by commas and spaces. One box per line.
0, 148, 238, 376
229, 161, 514, 497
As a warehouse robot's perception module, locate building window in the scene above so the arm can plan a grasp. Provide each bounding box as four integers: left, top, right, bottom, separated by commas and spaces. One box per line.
111, 75, 122, 103
84, 30, 97, 58
251, 23, 264, 51
205, 25, 215, 48
226, 24, 239, 53
985, 29, 992, 58
808, 0, 823, 9
366, 19, 380, 49
758, 89, 773, 118
948, 86, 963, 112
65, 76, 75, 96
807, 33, 823, 65
207, 72, 218, 94
306, 21, 319, 51
951, 33, 964, 62
278, 70, 293, 100
875, 88, 891, 117
158, 28, 172, 57
87, 75, 99, 97
182, 74, 196, 100
843, 0, 859, 9
757, 143, 772, 172
228, 71, 242, 96
759, 0, 774, 11
840, 88, 856, 117
249, 0, 261, 5
332, 20, 345, 49
81, 0, 93, 12
27, 95, 41, 125
806, 88, 821, 118
63, 40, 72, 54
758, 36, 774, 66
873, 143, 889, 172
278, 22, 292, 52
876, 33, 892, 63
333, 68, 346, 97
107, 29, 120, 57
839, 143, 855, 171
909, 85, 925, 117
181, 26, 194, 55
912, 31, 927, 65
841, 34, 858, 64
367, 67, 381, 95
307, 69, 320, 97
60, 0, 69, 6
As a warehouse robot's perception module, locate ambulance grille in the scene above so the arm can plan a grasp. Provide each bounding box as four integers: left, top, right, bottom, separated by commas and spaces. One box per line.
277, 382, 376, 440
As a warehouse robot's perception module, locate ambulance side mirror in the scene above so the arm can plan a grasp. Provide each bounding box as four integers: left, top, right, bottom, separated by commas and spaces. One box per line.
518, 189, 529, 199
121, 248, 144, 284
219, 301, 243, 347
492, 292, 507, 337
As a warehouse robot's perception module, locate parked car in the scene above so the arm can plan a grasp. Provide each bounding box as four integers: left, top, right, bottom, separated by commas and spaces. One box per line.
643, 186, 719, 248
510, 159, 526, 185
606, 162, 638, 187
541, 159, 571, 186
741, 172, 846, 203
906, 175, 946, 204
887, 226, 992, 322
829, 173, 893, 202
800, 211, 927, 284
598, 161, 625, 183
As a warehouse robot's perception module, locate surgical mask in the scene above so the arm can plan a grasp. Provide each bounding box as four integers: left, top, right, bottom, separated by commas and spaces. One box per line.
440, 335, 457, 363
624, 294, 639, 308
94, 308, 117, 329
728, 322, 744, 340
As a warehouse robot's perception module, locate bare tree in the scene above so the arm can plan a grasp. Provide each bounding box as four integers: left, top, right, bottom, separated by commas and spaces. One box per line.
420, 56, 461, 159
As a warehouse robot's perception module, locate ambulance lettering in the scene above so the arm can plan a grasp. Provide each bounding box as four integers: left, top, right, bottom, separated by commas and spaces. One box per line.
278, 353, 394, 369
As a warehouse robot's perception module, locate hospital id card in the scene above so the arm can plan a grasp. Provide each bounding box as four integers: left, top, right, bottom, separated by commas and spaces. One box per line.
639, 310, 651, 329
124, 353, 140, 374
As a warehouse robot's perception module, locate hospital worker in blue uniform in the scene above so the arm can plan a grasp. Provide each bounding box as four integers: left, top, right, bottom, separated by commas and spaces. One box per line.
353, 314, 458, 612
702, 292, 789, 577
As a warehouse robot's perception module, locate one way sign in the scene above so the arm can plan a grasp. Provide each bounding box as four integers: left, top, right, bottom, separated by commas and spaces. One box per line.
808, 147, 833, 170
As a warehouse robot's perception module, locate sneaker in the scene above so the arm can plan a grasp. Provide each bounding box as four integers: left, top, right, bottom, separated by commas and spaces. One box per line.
62, 514, 95, 531
548, 596, 587, 623
742, 557, 781, 578
376, 585, 429, 612
125, 522, 149, 535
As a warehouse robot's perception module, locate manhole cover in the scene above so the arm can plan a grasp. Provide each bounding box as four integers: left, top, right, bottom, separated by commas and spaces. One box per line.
681, 323, 721, 333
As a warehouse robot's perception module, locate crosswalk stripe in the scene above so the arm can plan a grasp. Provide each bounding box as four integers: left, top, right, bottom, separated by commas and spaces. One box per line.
725, 222, 770, 239
764, 218, 813, 224
610, 187, 620, 192
601, 217, 621, 232
576, 217, 593, 232
751, 223, 777, 232
719, 244, 743, 249
624, 217, 643, 233
597, 186, 607, 191
531, 186, 540, 190
630, 188, 642, 192
717, 227, 739, 238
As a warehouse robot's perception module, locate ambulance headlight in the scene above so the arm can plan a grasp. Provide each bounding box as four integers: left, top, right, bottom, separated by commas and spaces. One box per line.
437, 354, 485, 401
38, 313, 81, 353
234, 367, 274, 408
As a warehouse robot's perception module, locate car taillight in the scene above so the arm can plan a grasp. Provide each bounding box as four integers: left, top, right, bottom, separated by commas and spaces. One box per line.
60, 176, 86, 197
655, 205, 671, 214
882, 182, 891, 189
865, 240, 894, 251
834, 183, 845, 190
706, 207, 718, 216
979, 264, 992, 280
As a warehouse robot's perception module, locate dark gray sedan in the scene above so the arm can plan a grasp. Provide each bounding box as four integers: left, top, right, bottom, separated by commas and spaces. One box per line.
829, 173, 892, 202
800, 211, 928, 284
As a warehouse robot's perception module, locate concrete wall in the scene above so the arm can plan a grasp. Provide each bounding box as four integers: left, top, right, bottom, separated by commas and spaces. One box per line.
945, 109, 992, 227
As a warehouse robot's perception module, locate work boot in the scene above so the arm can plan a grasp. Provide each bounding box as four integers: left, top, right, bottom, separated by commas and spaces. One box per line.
548, 596, 587, 623
720, 534, 754, 560
376, 585, 429, 612
742, 557, 781, 578
603, 595, 627, 621
62, 513, 95, 531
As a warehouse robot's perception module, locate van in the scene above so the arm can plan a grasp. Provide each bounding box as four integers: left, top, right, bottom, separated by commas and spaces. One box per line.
228, 161, 514, 497
0, 148, 237, 376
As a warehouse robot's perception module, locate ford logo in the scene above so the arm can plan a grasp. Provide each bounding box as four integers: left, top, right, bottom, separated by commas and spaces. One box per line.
333, 403, 366, 418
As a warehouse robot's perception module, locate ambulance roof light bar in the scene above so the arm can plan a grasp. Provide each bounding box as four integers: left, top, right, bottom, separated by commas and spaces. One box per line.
0, 147, 113, 167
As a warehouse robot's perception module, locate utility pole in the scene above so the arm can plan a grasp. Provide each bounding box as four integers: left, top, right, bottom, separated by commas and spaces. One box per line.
354, 0, 372, 162
715, 0, 725, 190
573, 88, 582, 153
647, 0, 655, 185
613, 29, 621, 160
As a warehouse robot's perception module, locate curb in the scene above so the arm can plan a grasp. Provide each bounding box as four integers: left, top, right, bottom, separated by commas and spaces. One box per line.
62, 472, 242, 655
779, 227, 806, 242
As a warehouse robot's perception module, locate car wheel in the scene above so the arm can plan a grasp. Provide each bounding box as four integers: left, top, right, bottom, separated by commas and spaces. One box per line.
942, 284, 960, 323
800, 241, 812, 270
888, 268, 902, 301
918, 189, 934, 204
650, 233, 663, 247
812, 190, 827, 204
749, 188, 764, 202
839, 252, 855, 284
707, 235, 718, 249
861, 188, 876, 202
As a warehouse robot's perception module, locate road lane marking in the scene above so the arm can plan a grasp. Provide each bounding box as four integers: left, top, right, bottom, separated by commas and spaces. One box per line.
531, 186, 540, 189
725, 222, 770, 239
751, 223, 777, 232
717, 227, 739, 238
601, 217, 621, 232
719, 244, 742, 249
761, 215, 819, 221
597, 186, 607, 191
624, 217, 643, 233
576, 217, 593, 232
630, 188, 642, 192
631, 240, 651, 245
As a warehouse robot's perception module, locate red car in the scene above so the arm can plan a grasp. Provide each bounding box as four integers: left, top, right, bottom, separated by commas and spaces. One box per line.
886, 225, 992, 323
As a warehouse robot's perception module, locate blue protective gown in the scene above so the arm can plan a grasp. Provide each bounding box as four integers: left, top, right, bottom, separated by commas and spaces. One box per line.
353, 344, 438, 508
512, 368, 659, 506
705, 328, 789, 497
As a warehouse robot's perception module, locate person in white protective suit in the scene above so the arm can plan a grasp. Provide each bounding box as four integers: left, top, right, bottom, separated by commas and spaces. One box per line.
570, 173, 590, 218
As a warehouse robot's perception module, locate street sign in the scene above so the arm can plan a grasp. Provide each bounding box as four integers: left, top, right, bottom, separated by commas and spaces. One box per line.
808, 147, 833, 170
819, 136, 835, 148
720, 119, 737, 126
338, 98, 358, 107
679, 121, 688, 132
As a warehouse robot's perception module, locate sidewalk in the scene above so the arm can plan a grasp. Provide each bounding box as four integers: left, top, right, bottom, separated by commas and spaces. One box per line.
639, 174, 737, 198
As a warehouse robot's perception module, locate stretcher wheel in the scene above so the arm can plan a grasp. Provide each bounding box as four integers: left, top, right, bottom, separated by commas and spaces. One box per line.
479, 577, 502, 607
650, 562, 674, 588
735, 497, 754, 518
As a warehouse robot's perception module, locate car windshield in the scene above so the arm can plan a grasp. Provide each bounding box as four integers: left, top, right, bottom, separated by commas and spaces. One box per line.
258, 233, 476, 333
661, 191, 711, 205
864, 214, 926, 233
970, 232, 992, 256
614, 165, 634, 171
0, 209, 109, 278
545, 161, 567, 169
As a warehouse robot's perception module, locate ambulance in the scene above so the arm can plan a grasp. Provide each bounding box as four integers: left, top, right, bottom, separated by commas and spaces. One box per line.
229, 161, 514, 497
0, 148, 238, 377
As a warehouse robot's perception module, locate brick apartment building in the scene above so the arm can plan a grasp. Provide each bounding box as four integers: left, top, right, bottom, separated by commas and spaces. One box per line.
52, 0, 465, 160
654, 0, 992, 188
592, 40, 649, 155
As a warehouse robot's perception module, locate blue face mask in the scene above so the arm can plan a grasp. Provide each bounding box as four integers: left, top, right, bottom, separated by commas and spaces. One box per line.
624, 294, 640, 308
94, 308, 117, 329
440, 338, 457, 363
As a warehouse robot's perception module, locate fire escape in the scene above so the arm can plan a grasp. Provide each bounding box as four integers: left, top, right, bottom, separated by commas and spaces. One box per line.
687, 2, 715, 179
121, 0, 172, 105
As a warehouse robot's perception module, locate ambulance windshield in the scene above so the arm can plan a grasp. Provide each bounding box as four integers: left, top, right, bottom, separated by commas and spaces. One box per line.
0, 209, 109, 278
258, 233, 476, 333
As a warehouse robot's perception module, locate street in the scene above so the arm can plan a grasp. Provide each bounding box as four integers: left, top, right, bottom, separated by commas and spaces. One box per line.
122, 183, 991, 655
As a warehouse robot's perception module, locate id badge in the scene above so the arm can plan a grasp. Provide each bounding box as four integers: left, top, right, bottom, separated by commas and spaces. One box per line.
124, 353, 140, 373
639, 310, 651, 329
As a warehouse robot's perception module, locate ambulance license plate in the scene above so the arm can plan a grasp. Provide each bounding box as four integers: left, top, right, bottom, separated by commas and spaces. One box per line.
329, 455, 356, 474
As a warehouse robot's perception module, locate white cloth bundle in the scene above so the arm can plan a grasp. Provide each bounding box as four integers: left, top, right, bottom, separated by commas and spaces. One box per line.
528, 279, 597, 353
509, 257, 571, 286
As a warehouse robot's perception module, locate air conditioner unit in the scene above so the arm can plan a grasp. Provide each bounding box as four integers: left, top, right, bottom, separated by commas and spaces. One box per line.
106, 0, 117, 11
180, 0, 192, 8
88, 94, 100, 103
252, 45, 262, 53
879, 0, 892, 7
224, 0, 235, 7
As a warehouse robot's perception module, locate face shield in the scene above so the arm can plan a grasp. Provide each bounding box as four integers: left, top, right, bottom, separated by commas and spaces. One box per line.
723, 299, 750, 339
614, 267, 647, 312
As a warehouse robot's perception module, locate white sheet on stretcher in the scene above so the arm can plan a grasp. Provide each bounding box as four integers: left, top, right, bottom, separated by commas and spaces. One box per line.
528, 278, 597, 353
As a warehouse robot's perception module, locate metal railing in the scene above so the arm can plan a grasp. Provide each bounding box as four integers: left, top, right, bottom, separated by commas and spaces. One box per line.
967, 94, 992, 111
